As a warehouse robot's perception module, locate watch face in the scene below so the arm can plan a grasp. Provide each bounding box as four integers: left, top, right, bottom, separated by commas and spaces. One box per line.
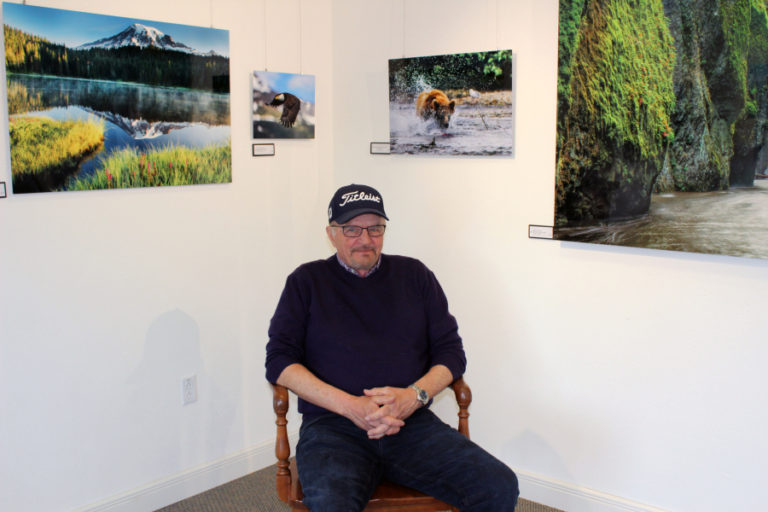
418, 390, 428, 403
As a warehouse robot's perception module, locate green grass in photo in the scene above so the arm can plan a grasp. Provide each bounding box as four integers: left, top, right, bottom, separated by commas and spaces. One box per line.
67, 142, 232, 190
9, 116, 104, 177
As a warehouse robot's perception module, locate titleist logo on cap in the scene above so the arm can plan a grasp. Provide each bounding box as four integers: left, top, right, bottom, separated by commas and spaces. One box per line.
339, 190, 382, 207
328, 184, 388, 224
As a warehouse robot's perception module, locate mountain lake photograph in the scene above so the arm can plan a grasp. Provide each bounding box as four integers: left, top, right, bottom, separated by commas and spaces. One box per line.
2, 2, 231, 194
554, 0, 768, 260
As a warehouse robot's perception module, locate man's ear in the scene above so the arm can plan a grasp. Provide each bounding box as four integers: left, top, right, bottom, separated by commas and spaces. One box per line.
326, 225, 337, 247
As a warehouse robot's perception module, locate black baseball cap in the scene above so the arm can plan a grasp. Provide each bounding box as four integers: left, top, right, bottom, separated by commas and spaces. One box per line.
328, 184, 389, 224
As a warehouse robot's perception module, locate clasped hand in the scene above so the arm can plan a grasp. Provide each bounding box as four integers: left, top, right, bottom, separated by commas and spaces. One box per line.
345, 386, 421, 440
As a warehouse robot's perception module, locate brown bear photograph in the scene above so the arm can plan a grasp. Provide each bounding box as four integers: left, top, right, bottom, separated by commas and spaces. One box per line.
389, 50, 514, 156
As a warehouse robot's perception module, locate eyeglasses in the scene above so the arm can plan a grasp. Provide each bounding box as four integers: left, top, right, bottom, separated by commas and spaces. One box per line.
332, 224, 386, 238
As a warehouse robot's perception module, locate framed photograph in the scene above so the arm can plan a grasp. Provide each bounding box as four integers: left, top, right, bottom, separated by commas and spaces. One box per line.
3, 3, 231, 194
252, 70, 315, 139
388, 50, 514, 156
0, 182, 6, 198
554, 0, 768, 259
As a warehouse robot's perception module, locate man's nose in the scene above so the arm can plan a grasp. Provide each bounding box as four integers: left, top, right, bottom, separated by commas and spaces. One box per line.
359, 229, 373, 242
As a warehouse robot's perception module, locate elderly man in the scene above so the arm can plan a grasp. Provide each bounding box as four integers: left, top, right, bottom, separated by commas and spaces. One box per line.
265, 184, 519, 511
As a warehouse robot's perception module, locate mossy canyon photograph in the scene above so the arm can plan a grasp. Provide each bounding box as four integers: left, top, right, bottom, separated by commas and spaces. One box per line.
555, 0, 768, 259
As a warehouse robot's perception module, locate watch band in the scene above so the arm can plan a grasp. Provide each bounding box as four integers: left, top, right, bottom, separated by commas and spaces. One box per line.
410, 384, 429, 406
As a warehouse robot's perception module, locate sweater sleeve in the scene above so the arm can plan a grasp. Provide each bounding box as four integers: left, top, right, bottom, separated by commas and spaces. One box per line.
422, 266, 467, 381
265, 269, 309, 384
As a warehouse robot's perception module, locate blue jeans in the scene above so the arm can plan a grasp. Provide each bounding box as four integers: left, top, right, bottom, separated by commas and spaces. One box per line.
296, 408, 519, 511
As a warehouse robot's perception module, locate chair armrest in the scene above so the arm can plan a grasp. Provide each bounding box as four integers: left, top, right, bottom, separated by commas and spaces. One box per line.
450, 377, 472, 439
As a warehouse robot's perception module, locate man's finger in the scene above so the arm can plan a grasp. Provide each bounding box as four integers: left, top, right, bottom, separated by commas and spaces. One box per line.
364, 387, 392, 396
381, 416, 405, 428
368, 395, 395, 405
367, 423, 389, 438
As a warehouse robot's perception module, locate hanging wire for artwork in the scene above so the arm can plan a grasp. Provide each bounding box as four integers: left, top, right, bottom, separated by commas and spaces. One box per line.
402, 0, 406, 58
299, 0, 303, 74
263, 0, 268, 70
496, 0, 500, 50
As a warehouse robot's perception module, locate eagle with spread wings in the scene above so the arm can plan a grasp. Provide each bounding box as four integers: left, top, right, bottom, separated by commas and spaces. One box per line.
268, 92, 301, 128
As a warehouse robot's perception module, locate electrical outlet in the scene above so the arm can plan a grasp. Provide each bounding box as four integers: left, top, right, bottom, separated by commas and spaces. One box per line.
182, 375, 197, 405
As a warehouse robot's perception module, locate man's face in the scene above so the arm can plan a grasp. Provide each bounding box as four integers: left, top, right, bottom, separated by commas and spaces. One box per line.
326, 213, 386, 276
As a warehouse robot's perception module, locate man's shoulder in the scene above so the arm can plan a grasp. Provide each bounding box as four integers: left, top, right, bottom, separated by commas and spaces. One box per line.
383, 254, 426, 268
382, 254, 433, 277
290, 256, 335, 277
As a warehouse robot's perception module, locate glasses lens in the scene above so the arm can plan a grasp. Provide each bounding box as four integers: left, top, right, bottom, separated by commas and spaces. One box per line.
367, 225, 386, 237
341, 225, 363, 237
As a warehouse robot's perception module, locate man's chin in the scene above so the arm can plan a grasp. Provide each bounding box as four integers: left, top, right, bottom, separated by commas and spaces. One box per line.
351, 255, 377, 270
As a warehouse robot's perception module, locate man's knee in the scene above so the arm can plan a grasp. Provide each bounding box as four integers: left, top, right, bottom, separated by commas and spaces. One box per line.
462, 461, 519, 510
301, 484, 369, 512
297, 455, 380, 512
494, 465, 520, 507
487, 465, 519, 509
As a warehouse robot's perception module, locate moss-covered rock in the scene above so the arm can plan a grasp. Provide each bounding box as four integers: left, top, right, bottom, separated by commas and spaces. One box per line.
656, 0, 743, 193
730, 0, 768, 186
555, 0, 676, 225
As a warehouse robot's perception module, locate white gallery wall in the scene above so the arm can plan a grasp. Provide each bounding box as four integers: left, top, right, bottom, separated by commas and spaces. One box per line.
0, 0, 334, 510
1, 1, 767, 512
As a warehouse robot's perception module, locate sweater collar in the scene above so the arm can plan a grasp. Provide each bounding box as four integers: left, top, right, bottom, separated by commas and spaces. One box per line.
335, 253, 382, 278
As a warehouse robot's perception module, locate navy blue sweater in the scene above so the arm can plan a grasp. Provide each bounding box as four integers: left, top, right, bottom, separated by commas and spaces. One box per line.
265, 254, 467, 417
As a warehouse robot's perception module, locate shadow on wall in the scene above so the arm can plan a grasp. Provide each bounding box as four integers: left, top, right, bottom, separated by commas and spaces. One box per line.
127, 309, 236, 475
504, 430, 574, 506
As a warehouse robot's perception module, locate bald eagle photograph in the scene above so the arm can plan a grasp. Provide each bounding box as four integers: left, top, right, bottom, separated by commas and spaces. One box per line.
252, 70, 315, 139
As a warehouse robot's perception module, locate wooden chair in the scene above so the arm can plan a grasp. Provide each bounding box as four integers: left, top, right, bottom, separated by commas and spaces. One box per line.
272, 378, 472, 511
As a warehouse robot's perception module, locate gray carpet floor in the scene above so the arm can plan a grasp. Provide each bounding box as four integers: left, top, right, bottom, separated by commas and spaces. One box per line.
156, 464, 564, 512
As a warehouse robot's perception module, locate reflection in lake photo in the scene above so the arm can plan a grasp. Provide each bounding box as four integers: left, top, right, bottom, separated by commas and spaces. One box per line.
7, 75, 230, 186
8, 76, 231, 193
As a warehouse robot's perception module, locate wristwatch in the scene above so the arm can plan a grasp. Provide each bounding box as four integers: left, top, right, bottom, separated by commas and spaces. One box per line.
410, 384, 429, 406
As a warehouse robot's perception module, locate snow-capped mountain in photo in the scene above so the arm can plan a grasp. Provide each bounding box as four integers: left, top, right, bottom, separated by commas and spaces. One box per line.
77, 23, 211, 55
81, 107, 195, 140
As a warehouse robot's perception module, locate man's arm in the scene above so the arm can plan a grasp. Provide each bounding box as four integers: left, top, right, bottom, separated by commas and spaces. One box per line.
276, 363, 405, 439
363, 364, 454, 424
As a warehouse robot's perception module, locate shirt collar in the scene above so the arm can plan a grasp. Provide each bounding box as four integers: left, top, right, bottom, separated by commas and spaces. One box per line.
335, 253, 381, 278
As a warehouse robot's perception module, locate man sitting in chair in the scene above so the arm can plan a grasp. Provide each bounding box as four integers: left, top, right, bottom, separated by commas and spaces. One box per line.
265, 184, 519, 511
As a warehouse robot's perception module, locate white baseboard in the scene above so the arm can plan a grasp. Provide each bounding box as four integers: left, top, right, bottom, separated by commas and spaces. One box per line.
518, 469, 670, 512
75, 432, 299, 512
77, 439, 667, 512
